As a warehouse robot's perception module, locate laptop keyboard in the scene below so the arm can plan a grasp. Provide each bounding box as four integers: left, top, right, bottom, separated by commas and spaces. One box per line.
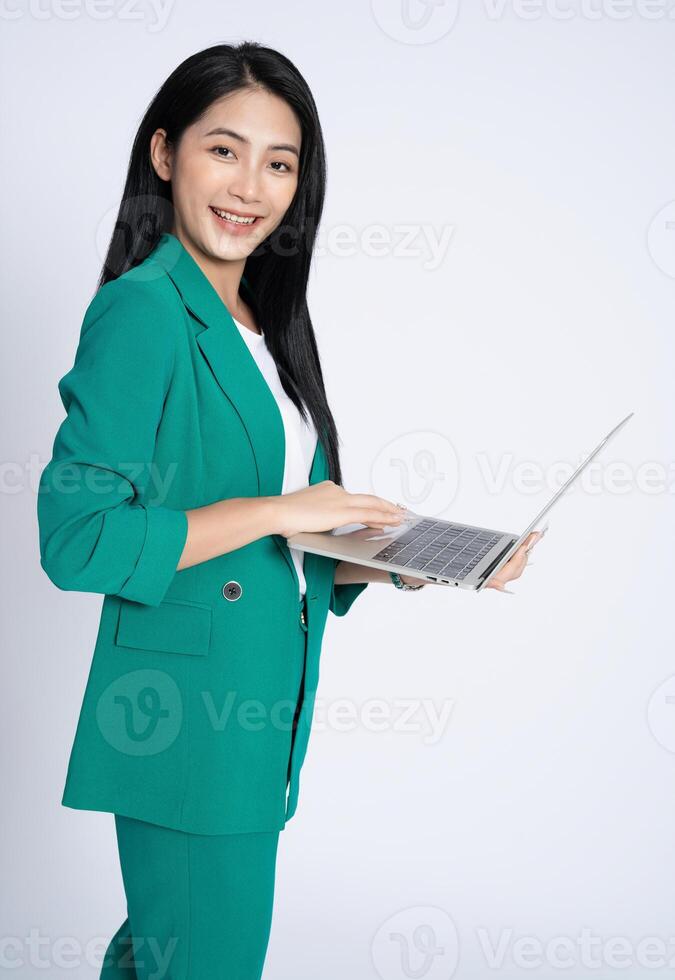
371, 518, 503, 581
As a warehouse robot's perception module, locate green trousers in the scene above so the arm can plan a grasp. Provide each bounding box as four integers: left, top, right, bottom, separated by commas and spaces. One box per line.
100, 815, 280, 979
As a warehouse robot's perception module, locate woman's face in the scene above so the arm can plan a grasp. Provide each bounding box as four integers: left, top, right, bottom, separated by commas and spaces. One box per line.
151, 86, 302, 262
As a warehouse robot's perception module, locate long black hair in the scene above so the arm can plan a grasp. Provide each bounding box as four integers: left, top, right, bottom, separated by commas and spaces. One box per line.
98, 41, 344, 486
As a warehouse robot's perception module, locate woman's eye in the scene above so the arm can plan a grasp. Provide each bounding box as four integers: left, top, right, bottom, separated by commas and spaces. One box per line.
211, 147, 291, 172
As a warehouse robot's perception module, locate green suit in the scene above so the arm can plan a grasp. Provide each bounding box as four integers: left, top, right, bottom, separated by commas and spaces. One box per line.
37, 232, 368, 835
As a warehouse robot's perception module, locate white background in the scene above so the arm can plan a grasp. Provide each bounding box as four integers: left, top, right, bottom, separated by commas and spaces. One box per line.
2, 1, 674, 977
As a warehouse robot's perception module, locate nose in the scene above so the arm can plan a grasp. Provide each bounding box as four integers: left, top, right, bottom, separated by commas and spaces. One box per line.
227, 164, 263, 208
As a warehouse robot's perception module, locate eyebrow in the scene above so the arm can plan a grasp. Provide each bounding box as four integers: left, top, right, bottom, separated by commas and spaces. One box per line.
203, 126, 300, 158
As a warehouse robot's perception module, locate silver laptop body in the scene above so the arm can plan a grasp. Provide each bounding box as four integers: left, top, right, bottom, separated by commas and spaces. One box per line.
286, 413, 633, 592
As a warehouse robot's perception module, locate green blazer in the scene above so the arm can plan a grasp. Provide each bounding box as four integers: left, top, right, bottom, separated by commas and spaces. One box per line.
37, 232, 368, 835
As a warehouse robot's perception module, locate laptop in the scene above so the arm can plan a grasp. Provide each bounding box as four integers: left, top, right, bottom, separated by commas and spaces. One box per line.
286, 412, 634, 592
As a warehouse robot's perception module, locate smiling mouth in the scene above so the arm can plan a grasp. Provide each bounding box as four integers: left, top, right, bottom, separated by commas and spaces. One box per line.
209, 206, 261, 227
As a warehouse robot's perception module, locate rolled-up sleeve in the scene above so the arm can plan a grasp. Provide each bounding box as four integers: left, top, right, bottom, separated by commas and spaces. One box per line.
328, 558, 369, 616
37, 277, 188, 607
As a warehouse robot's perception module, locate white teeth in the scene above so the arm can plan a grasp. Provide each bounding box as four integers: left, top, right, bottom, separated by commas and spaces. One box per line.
212, 207, 257, 225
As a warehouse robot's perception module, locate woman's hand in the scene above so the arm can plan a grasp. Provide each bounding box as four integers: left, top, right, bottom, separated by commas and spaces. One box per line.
274, 480, 407, 539
484, 528, 547, 593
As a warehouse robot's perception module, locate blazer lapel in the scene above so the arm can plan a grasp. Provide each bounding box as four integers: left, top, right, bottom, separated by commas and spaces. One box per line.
149, 233, 327, 587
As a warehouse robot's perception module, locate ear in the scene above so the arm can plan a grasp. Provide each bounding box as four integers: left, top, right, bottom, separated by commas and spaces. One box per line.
150, 128, 173, 182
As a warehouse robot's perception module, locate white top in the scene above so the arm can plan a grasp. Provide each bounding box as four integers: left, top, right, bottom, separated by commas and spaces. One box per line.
232, 317, 318, 598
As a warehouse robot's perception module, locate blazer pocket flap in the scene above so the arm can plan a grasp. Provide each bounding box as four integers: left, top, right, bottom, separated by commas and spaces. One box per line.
116, 598, 212, 656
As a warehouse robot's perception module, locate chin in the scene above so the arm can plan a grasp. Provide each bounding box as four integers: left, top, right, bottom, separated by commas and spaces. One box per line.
197, 229, 243, 260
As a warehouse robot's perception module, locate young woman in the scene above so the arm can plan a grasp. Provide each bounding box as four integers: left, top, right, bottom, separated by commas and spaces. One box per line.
37, 41, 541, 980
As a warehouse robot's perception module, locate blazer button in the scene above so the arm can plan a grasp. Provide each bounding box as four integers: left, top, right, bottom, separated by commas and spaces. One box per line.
222, 580, 242, 601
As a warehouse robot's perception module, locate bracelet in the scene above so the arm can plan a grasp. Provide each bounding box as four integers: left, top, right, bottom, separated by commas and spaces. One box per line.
389, 571, 426, 591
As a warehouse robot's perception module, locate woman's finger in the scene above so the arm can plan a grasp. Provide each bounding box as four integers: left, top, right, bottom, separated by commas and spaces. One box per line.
491, 580, 516, 594
348, 493, 406, 516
